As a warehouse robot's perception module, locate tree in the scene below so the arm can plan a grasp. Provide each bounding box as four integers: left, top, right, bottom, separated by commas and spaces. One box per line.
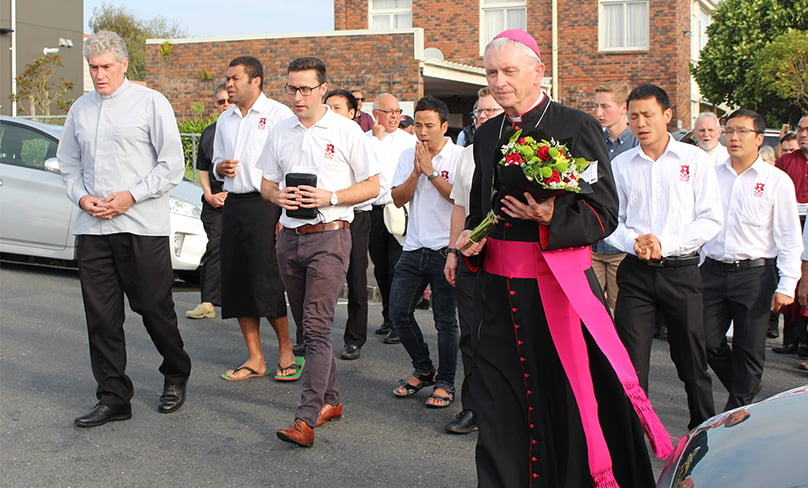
753, 30, 808, 113
10, 54, 74, 115
88, 2, 185, 81
691, 0, 808, 125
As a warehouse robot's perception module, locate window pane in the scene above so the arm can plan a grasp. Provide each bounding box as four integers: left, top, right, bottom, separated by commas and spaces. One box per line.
372, 0, 411, 9
372, 14, 391, 30
394, 13, 412, 28
505, 7, 527, 30
483, 0, 516, 4
484, 9, 505, 43
626, 2, 648, 48
602, 3, 623, 49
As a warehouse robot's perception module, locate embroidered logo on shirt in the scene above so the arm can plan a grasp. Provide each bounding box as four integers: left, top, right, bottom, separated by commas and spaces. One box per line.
324, 144, 335, 160
440, 170, 450, 181
753, 182, 765, 197
679, 164, 690, 182
258, 117, 266, 130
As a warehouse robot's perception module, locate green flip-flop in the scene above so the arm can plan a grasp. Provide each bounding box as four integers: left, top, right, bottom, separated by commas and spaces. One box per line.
275, 356, 305, 382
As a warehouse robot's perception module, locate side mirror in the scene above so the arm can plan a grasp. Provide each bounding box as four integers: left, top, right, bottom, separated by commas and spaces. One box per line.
44, 157, 61, 174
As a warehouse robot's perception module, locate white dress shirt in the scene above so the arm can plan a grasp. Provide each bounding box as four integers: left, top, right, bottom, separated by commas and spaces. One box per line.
260, 107, 379, 228
367, 128, 417, 206
705, 144, 729, 165
393, 137, 463, 251
606, 135, 724, 257
212, 93, 292, 194
702, 158, 803, 296
57, 79, 184, 236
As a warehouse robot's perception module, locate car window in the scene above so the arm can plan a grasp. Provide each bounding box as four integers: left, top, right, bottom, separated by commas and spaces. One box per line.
0, 122, 58, 170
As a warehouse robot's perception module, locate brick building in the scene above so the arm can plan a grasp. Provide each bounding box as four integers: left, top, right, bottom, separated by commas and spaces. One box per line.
146, 0, 718, 130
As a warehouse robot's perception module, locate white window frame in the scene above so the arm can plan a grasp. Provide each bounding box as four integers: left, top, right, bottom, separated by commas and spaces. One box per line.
479, 0, 528, 55
368, 0, 412, 30
598, 0, 649, 52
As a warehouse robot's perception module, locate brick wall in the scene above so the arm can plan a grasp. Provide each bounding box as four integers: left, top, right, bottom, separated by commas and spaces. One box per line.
146, 32, 422, 119
333, 0, 695, 129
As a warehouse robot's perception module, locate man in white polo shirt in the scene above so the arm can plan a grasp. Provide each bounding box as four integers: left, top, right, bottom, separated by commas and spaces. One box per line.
261, 57, 379, 447
389, 96, 462, 409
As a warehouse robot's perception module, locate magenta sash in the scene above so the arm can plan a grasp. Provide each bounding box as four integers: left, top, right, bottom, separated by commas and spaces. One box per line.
483, 238, 673, 488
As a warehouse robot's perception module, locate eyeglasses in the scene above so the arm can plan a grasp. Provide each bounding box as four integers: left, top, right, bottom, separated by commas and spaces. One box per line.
355, 97, 365, 102
796, 126, 808, 134
283, 83, 323, 96
474, 107, 503, 117
722, 127, 760, 137
374, 108, 402, 115
216, 99, 229, 106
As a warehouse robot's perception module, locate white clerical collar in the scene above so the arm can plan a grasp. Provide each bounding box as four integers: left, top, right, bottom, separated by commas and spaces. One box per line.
507, 92, 546, 124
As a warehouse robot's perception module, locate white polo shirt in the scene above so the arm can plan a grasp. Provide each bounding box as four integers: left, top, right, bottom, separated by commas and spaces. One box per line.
212, 93, 292, 194
392, 137, 463, 251
367, 128, 417, 206
260, 107, 379, 228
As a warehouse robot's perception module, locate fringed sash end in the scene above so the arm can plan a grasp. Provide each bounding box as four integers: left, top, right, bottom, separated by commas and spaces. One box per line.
592, 468, 620, 488
625, 383, 675, 459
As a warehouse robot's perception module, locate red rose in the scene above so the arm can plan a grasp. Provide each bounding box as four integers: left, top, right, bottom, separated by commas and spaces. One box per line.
546, 170, 561, 183
504, 152, 524, 166
537, 145, 551, 161
518, 137, 527, 144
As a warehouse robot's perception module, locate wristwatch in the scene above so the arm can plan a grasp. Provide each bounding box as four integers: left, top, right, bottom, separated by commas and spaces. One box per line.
330, 191, 339, 206
447, 248, 459, 255
428, 169, 440, 180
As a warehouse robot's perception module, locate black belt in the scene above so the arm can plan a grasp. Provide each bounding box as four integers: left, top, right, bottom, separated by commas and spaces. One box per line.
707, 257, 774, 271
227, 191, 260, 199
643, 253, 700, 268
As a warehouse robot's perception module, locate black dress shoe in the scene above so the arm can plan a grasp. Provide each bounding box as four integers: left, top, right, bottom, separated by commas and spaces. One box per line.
375, 322, 392, 335
772, 343, 798, 354
158, 380, 186, 414
446, 410, 477, 434
74, 403, 131, 428
798, 344, 808, 358
340, 344, 361, 360
383, 328, 401, 344
293, 343, 306, 356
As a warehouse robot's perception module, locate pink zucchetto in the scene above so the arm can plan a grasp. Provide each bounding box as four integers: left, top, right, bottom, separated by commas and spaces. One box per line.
493, 29, 541, 60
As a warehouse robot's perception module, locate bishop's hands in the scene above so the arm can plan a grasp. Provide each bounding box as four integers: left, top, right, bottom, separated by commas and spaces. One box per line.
500, 194, 555, 226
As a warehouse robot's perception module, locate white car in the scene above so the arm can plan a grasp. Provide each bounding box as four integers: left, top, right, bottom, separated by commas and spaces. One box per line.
0, 116, 207, 280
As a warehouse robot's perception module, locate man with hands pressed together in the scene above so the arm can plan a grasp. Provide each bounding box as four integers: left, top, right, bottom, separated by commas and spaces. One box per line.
607, 83, 723, 429
261, 57, 379, 447
389, 96, 462, 410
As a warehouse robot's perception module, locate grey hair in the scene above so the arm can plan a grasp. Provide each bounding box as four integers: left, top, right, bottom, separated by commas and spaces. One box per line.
484, 37, 541, 64
695, 112, 720, 127
84, 30, 128, 61
759, 145, 775, 162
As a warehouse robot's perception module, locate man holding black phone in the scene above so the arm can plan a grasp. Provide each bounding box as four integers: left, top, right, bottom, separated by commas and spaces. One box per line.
260, 57, 379, 447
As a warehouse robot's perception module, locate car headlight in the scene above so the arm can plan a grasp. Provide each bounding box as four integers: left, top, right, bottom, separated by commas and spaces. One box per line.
169, 197, 201, 218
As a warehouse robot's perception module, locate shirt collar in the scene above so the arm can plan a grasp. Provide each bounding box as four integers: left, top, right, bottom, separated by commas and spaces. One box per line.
507, 92, 546, 124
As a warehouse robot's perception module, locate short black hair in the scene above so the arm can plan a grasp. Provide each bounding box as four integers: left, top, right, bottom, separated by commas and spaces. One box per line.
399, 115, 414, 128
414, 96, 449, 124
727, 108, 766, 134
229, 56, 263, 90
781, 132, 797, 144
626, 83, 670, 111
325, 89, 358, 113
288, 57, 327, 85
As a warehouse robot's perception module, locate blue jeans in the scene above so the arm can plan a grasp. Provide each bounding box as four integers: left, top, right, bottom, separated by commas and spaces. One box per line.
390, 248, 458, 392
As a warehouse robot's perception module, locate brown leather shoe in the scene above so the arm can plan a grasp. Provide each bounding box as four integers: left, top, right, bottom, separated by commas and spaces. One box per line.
276, 418, 314, 447
316, 403, 343, 426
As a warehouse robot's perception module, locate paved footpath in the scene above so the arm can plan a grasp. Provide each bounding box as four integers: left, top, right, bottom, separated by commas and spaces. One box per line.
2, 262, 805, 487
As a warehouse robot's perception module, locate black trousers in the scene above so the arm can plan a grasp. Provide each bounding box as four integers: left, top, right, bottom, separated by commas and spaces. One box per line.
77, 234, 191, 409
456, 257, 479, 413
199, 199, 223, 305
614, 255, 715, 429
344, 210, 370, 347
701, 259, 776, 410
368, 205, 402, 325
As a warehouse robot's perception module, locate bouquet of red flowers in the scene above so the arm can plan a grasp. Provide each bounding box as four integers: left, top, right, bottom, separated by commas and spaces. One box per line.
466, 129, 594, 245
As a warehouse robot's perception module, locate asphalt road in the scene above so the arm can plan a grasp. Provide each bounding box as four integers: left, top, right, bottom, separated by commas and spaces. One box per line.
2, 262, 806, 487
